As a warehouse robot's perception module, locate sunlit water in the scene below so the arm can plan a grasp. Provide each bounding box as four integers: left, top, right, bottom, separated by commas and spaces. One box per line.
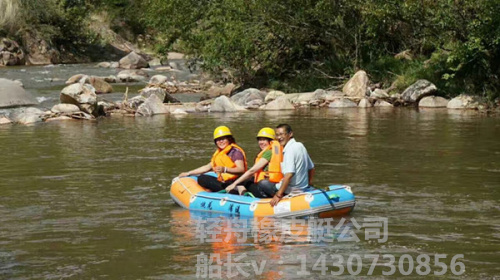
0, 65, 499, 279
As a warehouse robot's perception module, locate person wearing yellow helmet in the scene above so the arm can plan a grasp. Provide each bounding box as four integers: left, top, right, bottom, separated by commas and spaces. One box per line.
178, 126, 247, 192
225, 127, 284, 197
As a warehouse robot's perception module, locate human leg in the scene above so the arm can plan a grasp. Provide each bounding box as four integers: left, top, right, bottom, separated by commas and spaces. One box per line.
198, 174, 224, 192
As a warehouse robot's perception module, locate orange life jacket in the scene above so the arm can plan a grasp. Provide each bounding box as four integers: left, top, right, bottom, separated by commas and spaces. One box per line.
254, 140, 283, 183
211, 143, 247, 182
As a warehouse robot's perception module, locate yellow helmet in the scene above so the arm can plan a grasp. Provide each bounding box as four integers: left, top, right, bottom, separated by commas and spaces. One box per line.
213, 126, 232, 140
256, 127, 275, 140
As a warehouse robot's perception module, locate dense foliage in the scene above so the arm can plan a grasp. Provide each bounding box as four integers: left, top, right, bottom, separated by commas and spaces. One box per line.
144, 0, 500, 99
1, 0, 499, 99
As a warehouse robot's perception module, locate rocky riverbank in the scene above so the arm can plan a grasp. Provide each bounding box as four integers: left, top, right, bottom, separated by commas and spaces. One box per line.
1, 50, 499, 126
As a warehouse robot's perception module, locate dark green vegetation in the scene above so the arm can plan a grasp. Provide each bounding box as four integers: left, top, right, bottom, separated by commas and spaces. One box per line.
1, 0, 499, 99
145, 0, 500, 99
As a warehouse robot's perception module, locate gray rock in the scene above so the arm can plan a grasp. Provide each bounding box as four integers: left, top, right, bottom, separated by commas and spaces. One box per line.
60, 83, 98, 115
0, 78, 38, 108
45, 116, 73, 122
171, 108, 188, 115
126, 95, 146, 109
149, 75, 168, 85
419, 96, 449, 108
104, 75, 117, 83
110, 62, 119, 68
65, 74, 86, 85
117, 70, 149, 82
13, 79, 23, 88
140, 87, 180, 103
447, 94, 480, 109
290, 92, 316, 104
371, 89, 389, 99
264, 90, 285, 103
207, 83, 237, 98
329, 98, 358, 108
9, 107, 45, 124
374, 100, 394, 107
89, 76, 113, 94
211, 95, 245, 112
140, 87, 166, 102
358, 98, 372, 108
231, 88, 266, 107
51, 103, 80, 113
0, 115, 12, 124
119, 51, 149, 69
401, 80, 437, 103
312, 89, 328, 102
343, 70, 369, 98
263, 96, 295, 110
97, 62, 111, 68
136, 94, 169, 116
324, 91, 345, 101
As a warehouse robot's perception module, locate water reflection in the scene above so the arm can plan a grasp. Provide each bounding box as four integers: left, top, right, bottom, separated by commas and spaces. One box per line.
169, 209, 364, 278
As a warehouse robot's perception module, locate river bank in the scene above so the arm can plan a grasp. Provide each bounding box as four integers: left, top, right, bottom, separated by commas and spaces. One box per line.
1, 58, 498, 126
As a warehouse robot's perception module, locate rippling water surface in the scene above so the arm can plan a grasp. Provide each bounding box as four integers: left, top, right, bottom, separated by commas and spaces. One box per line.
0, 65, 499, 279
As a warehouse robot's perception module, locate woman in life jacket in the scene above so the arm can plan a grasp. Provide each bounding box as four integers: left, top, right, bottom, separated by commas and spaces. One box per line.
225, 127, 283, 198
178, 126, 247, 192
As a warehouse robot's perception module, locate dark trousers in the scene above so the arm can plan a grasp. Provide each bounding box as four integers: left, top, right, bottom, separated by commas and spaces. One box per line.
198, 174, 235, 192
246, 179, 277, 198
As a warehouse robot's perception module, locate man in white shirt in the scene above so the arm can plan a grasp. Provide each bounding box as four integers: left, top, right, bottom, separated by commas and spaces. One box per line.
270, 124, 315, 206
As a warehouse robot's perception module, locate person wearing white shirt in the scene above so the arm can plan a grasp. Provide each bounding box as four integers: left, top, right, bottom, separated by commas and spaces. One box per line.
270, 124, 315, 206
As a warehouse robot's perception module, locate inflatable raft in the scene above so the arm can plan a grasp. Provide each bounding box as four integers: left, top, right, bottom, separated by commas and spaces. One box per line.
170, 173, 356, 218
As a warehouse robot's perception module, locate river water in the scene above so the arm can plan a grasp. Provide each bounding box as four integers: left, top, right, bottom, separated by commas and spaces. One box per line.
0, 64, 499, 279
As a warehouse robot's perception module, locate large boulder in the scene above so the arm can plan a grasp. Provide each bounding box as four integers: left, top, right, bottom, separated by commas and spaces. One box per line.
230, 88, 266, 107
117, 69, 149, 82
0, 38, 25, 66
211, 95, 245, 112
65, 74, 86, 85
288, 92, 316, 104
358, 98, 372, 108
324, 91, 345, 102
140, 87, 180, 103
60, 83, 98, 115
343, 70, 369, 98
207, 83, 237, 98
119, 51, 149, 69
370, 89, 389, 99
447, 94, 480, 109
0, 78, 38, 108
89, 76, 113, 94
401, 80, 437, 103
135, 94, 168, 116
51, 104, 81, 113
418, 96, 449, 108
264, 90, 285, 103
263, 96, 295, 110
21, 30, 60, 65
8, 107, 45, 124
329, 98, 358, 108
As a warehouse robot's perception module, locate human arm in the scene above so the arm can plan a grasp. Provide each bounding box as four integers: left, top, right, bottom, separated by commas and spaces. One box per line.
270, 172, 294, 207
226, 158, 269, 192
178, 163, 212, 177
213, 159, 245, 175
308, 167, 315, 186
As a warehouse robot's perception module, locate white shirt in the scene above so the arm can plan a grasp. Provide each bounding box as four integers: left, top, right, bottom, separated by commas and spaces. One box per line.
276, 138, 314, 192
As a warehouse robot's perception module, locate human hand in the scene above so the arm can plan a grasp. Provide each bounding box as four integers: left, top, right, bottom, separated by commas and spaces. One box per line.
270, 195, 281, 207
213, 166, 226, 173
225, 184, 236, 192
179, 172, 190, 177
